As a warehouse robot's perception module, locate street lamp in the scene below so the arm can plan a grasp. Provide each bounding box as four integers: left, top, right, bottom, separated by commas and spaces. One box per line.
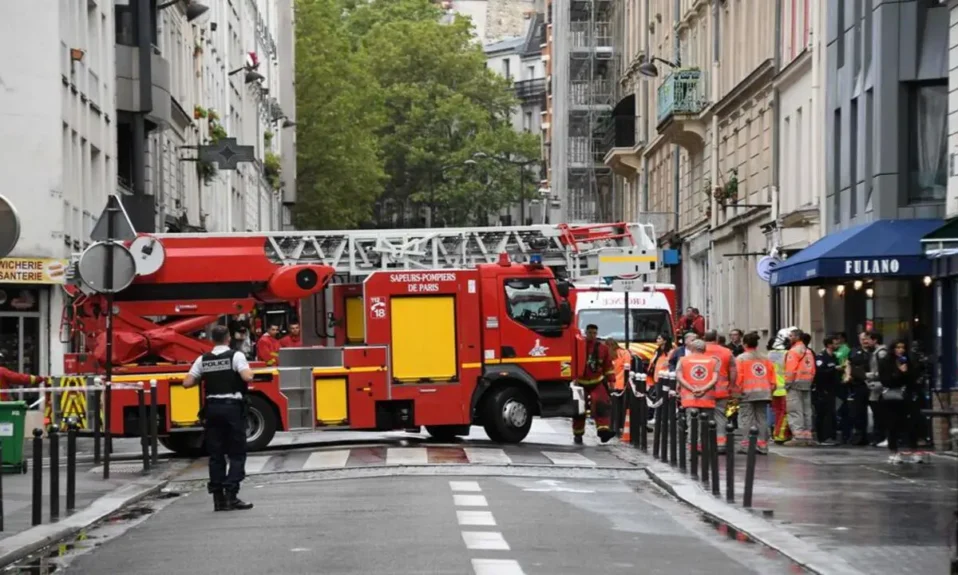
158, 0, 209, 22
637, 56, 679, 78
229, 64, 265, 85
427, 158, 480, 227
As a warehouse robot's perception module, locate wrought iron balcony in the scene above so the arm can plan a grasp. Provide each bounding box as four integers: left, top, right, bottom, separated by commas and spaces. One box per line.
656, 68, 706, 125
515, 78, 546, 101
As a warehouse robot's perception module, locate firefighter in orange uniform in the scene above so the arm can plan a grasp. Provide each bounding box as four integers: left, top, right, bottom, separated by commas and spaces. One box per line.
0, 352, 47, 401
703, 330, 736, 453
255, 323, 282, 366
279, 322, 302, 348
572, 324, 615, 445
734, 332, 776, 454
607, 337, 631, 436
676, 339, 720, 422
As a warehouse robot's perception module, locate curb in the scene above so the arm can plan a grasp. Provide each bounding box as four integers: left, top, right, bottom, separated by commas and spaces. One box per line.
0, 465, 183, 568
611, 446, 866, 575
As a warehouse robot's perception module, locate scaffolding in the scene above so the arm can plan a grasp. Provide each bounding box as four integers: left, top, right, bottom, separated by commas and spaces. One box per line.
565, 0, 614, 223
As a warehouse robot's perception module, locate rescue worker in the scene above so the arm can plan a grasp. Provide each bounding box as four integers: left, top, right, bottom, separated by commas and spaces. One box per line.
813, 336, 841, 445
768, 327, 793, 444
255, 323, 282, 366
607, 337, 631, 436
703, 330, 736, 453
279, 322, 302, 348
183, 325, 255, 512
0, 352, 46, 401
784, 328, 816, 445
572, 324, 615, 445
676, 339, 720, 429
734, 332, 776, 454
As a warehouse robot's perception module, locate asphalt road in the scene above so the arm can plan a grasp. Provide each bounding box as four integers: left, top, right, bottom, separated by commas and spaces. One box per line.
60, 472, 802, 575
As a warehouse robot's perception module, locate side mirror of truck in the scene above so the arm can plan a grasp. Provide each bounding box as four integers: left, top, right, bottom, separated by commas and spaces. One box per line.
556, 280, 571, 298
558, 301, 572, 325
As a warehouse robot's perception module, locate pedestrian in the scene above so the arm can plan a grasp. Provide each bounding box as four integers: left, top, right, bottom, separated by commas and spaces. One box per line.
734, 332, 776, 455
784, 328, 816, 446
703, 330, 736, 453
767, 328, 792, 444
255, 323, 281, 366
676, 339, 720, 431
646, 333, 674, 428
572, 324, 615, 445
668, 332, 697, 372
182, 325, 255, 511
844, 333, 872, 445
813, 336, 841, 445
606, 337, 631, 436
878, 337, 910, 464
726, 329, 745, 357
863, 331, 887, 446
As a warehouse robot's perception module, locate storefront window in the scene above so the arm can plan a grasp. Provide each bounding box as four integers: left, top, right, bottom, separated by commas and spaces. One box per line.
0, 286, 41, 375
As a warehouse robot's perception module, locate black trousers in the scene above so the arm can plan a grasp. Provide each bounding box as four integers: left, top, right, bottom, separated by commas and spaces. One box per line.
611, 391, 627, 433
847, 383, 870, 444
813, 391, 836, 442
882, 399, 908, 452
205, 399, 248, 495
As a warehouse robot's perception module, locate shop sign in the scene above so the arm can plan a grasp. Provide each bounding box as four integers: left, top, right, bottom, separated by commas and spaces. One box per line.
0, 258, 68, 284
843, 258, 900, 276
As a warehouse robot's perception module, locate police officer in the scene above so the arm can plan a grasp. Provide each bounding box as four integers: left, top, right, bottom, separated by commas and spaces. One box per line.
813, 336, 841, 445
183, 325, 255, 511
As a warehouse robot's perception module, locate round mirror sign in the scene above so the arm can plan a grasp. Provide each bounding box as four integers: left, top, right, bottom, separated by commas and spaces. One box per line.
0, 194, 21, 259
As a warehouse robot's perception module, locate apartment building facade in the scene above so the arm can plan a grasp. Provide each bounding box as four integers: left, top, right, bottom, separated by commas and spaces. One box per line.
0, 0, 295, 379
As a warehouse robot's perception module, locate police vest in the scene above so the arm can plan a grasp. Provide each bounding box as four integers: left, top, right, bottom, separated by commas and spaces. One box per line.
200, 350, 247, 397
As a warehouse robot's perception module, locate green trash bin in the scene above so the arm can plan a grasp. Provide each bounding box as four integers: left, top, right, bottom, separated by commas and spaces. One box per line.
0, 401, 28, 474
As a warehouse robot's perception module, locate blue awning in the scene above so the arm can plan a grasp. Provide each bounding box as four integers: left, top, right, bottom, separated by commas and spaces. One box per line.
770, 219, 943, 287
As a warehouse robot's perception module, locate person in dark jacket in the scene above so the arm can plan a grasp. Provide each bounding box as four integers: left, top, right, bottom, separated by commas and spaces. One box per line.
726, 329, 745, 357
844, 333, 872, 446
813, 336, 841, 445
882, 339, 913, 464
668, 332, 697, 372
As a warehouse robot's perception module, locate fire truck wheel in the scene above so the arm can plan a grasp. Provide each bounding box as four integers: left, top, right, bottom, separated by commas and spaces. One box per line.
245, 395, 278, 451
481, 386, 533, 444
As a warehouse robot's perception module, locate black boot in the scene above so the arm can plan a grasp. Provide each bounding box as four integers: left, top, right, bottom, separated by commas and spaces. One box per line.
212, 490, 227, 512
225, 492, 253, 511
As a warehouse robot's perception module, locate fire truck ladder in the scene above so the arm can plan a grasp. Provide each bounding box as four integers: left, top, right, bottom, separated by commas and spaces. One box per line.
152, 221, 657, 278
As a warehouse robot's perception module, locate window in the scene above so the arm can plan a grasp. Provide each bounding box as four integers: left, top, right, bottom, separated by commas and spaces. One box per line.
503, 278, 561, 330
849, 99, 857, 217
503, 58, 511, 79
832, 109, 841, 224
577, 309, 672, 343
908, 84, 948, 203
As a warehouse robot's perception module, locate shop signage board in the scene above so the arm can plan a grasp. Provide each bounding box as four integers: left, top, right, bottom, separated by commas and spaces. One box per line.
0, 194, 20, 259
0, 258, 69, 284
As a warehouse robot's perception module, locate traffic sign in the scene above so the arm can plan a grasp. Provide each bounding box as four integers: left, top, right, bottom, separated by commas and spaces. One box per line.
77, 242, 137, 293
90, 195, 137, 243
0, 194, 20, 259
597, 247, 657, 278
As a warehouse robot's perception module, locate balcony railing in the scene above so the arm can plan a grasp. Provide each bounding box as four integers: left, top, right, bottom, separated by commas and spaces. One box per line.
515, 78, 546, 101
570, 80, 612, 106
656, 68, 706, 125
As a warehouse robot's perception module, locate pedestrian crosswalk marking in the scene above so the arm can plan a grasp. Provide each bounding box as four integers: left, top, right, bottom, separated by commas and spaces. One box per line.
457, 510, 495, 526
462, 531, 509, 551
302, 449, 350, 470
244, 456, 272, 474
385, 447, 428, 466
472, 559, 525, 575
462, 447, 512, 466
453, 494, 488, 507
449, 481, 481, 492
541, 451, 597, 467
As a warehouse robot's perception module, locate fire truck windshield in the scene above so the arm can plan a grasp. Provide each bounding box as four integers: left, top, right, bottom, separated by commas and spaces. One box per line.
577, 309, 672, 343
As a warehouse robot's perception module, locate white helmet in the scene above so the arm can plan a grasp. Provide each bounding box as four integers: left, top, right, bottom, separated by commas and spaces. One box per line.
770, 327, 796, 350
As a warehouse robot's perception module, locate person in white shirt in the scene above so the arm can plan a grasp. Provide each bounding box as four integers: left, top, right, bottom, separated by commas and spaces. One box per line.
183, 325, 255, 511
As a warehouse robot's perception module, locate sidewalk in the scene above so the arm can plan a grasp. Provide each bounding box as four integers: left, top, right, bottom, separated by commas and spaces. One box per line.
614, 440, 956, 575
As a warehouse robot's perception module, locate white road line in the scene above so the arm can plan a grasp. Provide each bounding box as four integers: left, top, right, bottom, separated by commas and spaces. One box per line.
453, 494, 488, 507
449, 480, 482, 492
385, 447, 429, 466
461, 531, 510, 551
541, 451, 597, 466
302, 449, 350, 470
471, 559, 525, 574
457, 510, 496, 526
463, 447, 512, 465
244, 456, 272, 474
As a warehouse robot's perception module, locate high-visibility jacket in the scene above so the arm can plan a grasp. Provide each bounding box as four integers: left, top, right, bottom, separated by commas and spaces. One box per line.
767, 349, 787, 397
705, 342, 734, 399
735, 351, 776, 402
652, 353, 671, 385
677, 354, 719, 409
612, 348, 630, 390
784, 343, 816, 391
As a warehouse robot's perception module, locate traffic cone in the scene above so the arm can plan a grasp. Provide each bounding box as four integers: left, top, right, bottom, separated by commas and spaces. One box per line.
621, 408, 631, 443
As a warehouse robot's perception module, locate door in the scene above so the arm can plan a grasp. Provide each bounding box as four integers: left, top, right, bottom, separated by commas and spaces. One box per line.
499, 277, 572, 382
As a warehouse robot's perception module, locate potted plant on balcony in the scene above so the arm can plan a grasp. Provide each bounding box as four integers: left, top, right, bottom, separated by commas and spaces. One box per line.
193, 105, 207, 120
264, 130, 274, 148
713, 168, 739, 205
264, 151, 282, 190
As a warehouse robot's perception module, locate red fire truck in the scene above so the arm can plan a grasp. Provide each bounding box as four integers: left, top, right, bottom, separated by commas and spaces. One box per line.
59, 222, 660, 455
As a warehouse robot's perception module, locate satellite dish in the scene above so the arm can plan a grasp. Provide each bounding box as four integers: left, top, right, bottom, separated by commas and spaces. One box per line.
77, 242, 137, 294
0, 194, 21, 259
129, 236, 166, 276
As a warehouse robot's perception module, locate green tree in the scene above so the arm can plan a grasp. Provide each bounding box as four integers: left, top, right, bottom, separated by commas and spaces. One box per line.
293, 0, 385, 229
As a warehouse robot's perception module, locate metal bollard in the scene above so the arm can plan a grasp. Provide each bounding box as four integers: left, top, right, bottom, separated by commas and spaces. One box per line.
0, 443, 4, 531
149, 379, 159, 466
652, 396, 662, 459
49, 424, 59, 521
660, 392, 669, 462
669, 394, 678, 466
699, 411, 710, 489
689, 409, 699, 479
66, 417, 77, 513
638, 376, 648, 451
678, 407, 687, 472
104, 381, 112, 480
138, 385, 150, 473
709, 419, 720, 497
743, 426, 759, 508
725, 422, 735, 503
92, 378, 101, 465
32, 428, 42, 526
